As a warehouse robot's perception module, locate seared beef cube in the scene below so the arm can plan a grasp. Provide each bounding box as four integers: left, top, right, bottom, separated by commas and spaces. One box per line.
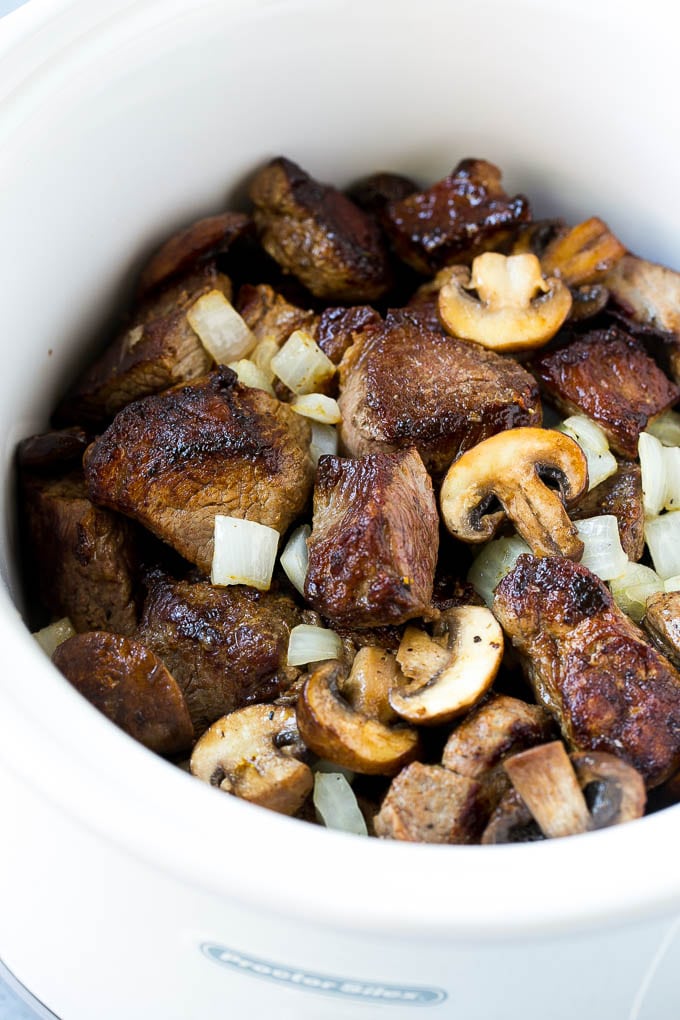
304, 448, 438, 628
249, 157, 392, 302
136, 211, 251, 298
493, 555, 680, 787
53, 631, 194, 756
374, 763, 487, 843
532, 327, 679, 457
23, 471, 140, 635
644, 592, 680, 669
236, 283, 317, 346
442, 694, 556, 778
346, 171, 418, 217
83, 368, 313, 574
17, 427, 89, 470
338, 310, 541, 476
136, 571, 302, 734
606, 255, 680, 383
56, 263, 231, 424
383, 158, 531, 274
314, 305, 381, 366
570, 462, 645, 561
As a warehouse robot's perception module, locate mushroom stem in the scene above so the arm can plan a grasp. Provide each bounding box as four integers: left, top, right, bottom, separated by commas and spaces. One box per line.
503, 474, 584, 559
503, 741, 592, 838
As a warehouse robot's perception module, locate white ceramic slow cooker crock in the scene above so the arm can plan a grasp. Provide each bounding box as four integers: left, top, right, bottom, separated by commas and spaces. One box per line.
1, 1, 680, 1017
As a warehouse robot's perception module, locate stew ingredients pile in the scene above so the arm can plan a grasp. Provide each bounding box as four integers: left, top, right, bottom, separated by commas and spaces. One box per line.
22, 156, 680, 844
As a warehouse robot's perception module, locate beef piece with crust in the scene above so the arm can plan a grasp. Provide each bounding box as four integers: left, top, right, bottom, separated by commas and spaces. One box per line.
249, 157, 392, 302
56, 263, 231, 425
314, 305, 381, 366
83, 368, 313, 574
532, 326, 680, 457
304, 448, 438, 629
570, 461, 645, 561
338, 310, 541, 476
347, 171, 418, 218
374, 762, 487, 844
22, 470, 140, 635
136, 571, 302, 734
493, 554, 680, 787
383, 158, 531, 275
17, 427, 90, 470
236, 283, 317, 347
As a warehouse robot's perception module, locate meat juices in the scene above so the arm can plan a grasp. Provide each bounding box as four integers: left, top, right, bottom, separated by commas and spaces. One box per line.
304, 448, 439, 628
494, 555, 680, 787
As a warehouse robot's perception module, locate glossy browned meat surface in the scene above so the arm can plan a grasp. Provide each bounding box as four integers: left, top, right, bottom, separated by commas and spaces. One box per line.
53, 630, 194, 755
374, 762, 486, 843
570, 462, 645, 561
83, 368, 313, 574
314, 305, 381, 366
136, 572, 302, 734
23, 470, 140, 635
56, 263, 230, 424
17, 427, 89, 469
532, 327, 680, 457
383, 158, 531, 274
644, 592, 680, 669
338, 310, 541, 476
249, 157, 392, 301
236, 282, 317, 346
494, 555, 680, 787
347, 171, 417, 217
304, 448, 438, 628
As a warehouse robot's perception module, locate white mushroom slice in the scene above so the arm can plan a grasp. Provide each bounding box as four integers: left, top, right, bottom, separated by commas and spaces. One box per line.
190, 704, 312, 816
390, 607, 504, 725
438, 252, 572, 352
503, 741, 591, 839
539, 217, 626, 287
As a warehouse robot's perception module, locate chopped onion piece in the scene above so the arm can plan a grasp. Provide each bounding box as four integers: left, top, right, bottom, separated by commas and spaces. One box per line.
227, 358, 275, 396
287, 624, 343, 666
609, 562, 663, 622
211, 515, 279, 591
582, 447, 618, 491
558, 415, 617, 491
250, 337, 280, 383
33, 617, 75, 657
639, 432, 668, 517
467, 535, 531, 607
187, 290, 256, 363
648, 409, 680, 447
665, 575, 680, 592
645, 512, 680, 580
310, 422, 338, 466
663, 447, 680, 511
313, 759, 355, 783
575, 516, 628, 580
291, 393, 342, 424
313, 771, 367, 836
280, 524, 311, 596
270, 329, 335, 395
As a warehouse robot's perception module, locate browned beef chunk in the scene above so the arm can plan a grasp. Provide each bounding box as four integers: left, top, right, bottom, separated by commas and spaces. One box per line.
304, 448, 438, 628
236, 283, 317, 346
606, 255, 680, 383
83, 368, 313, 574
374, 762, 486, 843
136, 571, 302, 734
383, 158, 531, 274
56, 263, 231, 424
249, 157, 392, 302
570, 461, 645, 561
347, 171, 418, 217
136, 211, 251, 298
442, 694, 556, 777
338, 310, 541, 476
17, 427, 89, 470
314, 305, 381, 366
644, 592, 680, 669
23, 470, 140, 635
532, 327, 679, 457
53, 631, 193, 755
493, 555, 680, 787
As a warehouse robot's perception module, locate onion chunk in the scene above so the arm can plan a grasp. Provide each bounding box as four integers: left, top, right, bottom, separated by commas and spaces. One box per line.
609, 562, 663, 622
558, 415, 617, 491
287, 624, 343, 666
575, 516, 628, 581
309, 422, 339, 466
187, 290, 257, 363
271, 330, 335, 395
645, 512, 680, 580
33, 617, 76, 657
467, 536, 531, 607
291, 393, 342, 424
313, 771, 368, 836
280, 524, 311, 596
211, 515, 279, 591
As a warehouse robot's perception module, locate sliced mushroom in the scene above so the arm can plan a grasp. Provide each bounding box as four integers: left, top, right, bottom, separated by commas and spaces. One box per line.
438, 252, 572, 352
643, 591, 680, 668
502, 741, 592, 838
439, 427, 588, 558
190, 704, 312, 816
442, 694, 556, 778
296, 660, 420, 776
374, 762, 486, 844
389, 607, 503, 725
481, 788, 543, 844
339, 646, 401, 725
539, 217, 626, 287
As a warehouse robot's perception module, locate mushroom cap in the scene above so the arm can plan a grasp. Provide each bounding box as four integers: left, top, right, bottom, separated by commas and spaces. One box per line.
439, 426, 588, 558
339, 645, 401, 725
296, 660, 420, 776
571, 750, 646, 829
190, 703, 312, 816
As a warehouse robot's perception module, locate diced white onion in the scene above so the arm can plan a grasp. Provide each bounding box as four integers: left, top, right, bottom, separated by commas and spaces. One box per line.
639, 432, 669, 517
665, 575, 680, 592
313, 759, 355, 783
313, 771, 367, 836
609, 562, 664, 622
645, 512, 680, 580
291, 393, 342, 425
467, 535, 532, 607
662, 446, 680, 511
187, 290, 257, 363
250, 337, 280, 383
227, 358, 275, 396
648, 409, 680, 447
33, 617, 75, 657
270, 329, 335, 395
211, 515, 279, 591
558, 415, 617, 491
575, 516, 628, 580
280, 524, 311, 596
287, 624, 343, 666
310, 422, 338, 466
582, 447, 618, 491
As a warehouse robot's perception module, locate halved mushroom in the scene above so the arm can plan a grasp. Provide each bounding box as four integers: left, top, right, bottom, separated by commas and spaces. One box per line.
296, 660, 420, 776
438, 252, 572, 352
389, 607, 503, 725
439, 427, 588, 558
190, 704, 312, 816
539, 217, 626, 287
480, 788, 542, 844
502, 741, 591, 838
571, 751, 646, 829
